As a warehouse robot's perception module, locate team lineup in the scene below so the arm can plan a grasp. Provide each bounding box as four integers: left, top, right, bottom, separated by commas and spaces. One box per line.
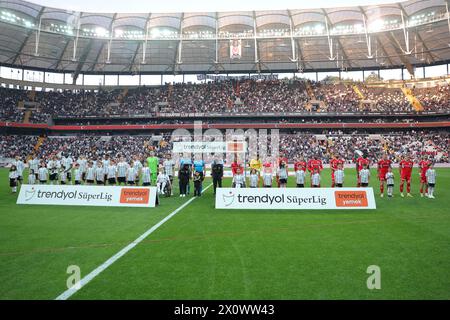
7, 150, 438, 199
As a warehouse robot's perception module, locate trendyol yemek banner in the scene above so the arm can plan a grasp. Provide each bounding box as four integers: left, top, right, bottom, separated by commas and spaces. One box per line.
216, 188, 376, 210
17, 184, 157, 208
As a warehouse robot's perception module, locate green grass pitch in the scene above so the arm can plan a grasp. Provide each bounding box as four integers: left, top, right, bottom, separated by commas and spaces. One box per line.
0, 168, 449, 300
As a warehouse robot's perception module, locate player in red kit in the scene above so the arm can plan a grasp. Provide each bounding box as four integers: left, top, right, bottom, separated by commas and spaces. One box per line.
377, 153, 392, 197
399, 154, 414, 197
356, 154, 370, 187
418, 155, 432, 197
330, 154, 344, 187
230, 155, 243, 176
294, 156, 307, 172
307, 156, 323, 187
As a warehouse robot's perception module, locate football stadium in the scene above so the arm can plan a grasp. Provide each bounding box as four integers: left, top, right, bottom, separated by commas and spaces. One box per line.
0, 0, 449, 307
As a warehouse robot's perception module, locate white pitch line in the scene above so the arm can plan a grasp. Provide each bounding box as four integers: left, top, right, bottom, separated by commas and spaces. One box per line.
55, 183, 213, 300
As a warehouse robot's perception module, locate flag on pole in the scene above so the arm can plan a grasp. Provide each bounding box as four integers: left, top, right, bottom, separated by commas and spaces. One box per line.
230, 39, 242, 59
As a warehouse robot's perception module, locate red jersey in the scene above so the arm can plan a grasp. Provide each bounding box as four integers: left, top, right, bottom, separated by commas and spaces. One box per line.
294, 161, 307, 172
356, 157, 370, 172
418, 160, 431, 176
277, 157, 288, 166
263, 161, 272, 168
308, 159, 323, 173
377, 159, 391, 173
231, 162, 243, 175
330, 158, 344, 171
399, 160, 414, 176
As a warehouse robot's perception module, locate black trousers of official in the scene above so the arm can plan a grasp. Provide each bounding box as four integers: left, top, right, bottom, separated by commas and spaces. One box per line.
213, 176, 222, 194
179, 180, 189, 195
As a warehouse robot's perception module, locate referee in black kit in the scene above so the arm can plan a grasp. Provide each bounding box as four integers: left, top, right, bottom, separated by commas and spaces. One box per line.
211, 154, 224, 195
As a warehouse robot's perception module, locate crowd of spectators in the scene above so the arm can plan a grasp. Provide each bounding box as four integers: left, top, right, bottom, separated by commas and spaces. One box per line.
1, 130, 447, 165
413, 85, 450, 112
1, 80, 450, 123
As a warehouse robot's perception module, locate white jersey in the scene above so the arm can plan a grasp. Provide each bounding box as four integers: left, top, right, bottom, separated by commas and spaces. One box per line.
312, 173, 321, 186
28, 158, 39, 172
107, 165, 117, 179
102, 159, 110, 174
163, 159, 175, 176
13, 160, 25, 176
359, 169, 370, 184
233, 174, 245, 187
141, 167, 151, 184
28, 173, 36, 185
426, 169, 436, 184
157, 173, 169, 184
385, 172, 395, 185
263, 172, 273, 186
38, 167, 48, 181
127, 167, 137, 181
117, 162, 129, 177
277, 168, 288, 180
61, 157, 73, 171
296, 170, 305, 185
77, 158, 87, 173
334, 169, 344, 184
86, 167, 95, 181
47, 160, 60, 175
133, 160, 143, 174
249, 174, 259, 187
74, 168, 82, 182
9, 170, 18, 179
95, 167, 104, 181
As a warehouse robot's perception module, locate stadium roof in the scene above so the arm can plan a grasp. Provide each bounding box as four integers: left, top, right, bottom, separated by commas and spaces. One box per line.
0, 0, 450, 79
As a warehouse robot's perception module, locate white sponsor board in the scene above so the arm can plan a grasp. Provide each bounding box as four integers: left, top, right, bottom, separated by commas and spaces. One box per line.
173, 141, 247, 154
17, 184, 157, 208
216, 188, 376, 210
173, 142, 226, 153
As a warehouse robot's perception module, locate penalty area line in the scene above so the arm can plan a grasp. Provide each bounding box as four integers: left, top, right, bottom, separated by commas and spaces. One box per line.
55, 183, 213, 300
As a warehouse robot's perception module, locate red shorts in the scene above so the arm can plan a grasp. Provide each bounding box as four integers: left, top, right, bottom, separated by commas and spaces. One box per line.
420, 175, 427, 184
378, 171, 388, 181
401, 175, 412, 181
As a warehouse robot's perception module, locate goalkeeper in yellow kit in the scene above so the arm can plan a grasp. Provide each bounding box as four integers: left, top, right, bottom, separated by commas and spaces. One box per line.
249, 154, 262, 187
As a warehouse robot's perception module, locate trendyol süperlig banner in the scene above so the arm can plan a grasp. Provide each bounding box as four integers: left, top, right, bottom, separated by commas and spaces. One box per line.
215, 188, 376, 210
17, 184, 157, 208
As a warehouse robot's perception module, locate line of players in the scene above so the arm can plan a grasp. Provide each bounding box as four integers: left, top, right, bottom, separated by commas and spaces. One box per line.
241, 153, 437, 198
8, 153, 175, 196
8, 152, 438, 199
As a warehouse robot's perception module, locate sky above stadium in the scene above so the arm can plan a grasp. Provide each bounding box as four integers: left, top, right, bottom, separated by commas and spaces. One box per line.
29, 0, 406, 13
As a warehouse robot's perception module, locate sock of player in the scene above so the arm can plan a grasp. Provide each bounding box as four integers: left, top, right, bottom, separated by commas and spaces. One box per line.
380, 184, 384, 193
407, 182, 411, 193
400, 183, 404, 193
